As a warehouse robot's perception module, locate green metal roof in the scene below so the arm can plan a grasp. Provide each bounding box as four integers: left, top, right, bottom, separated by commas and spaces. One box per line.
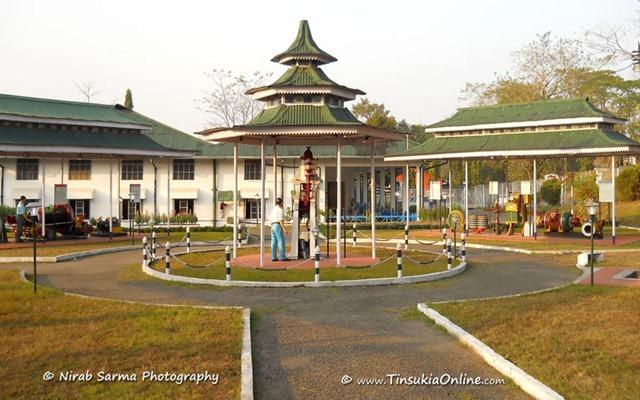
428, 98, 622, 129
246, 65, 365, 96
387, 129, 640, 160
246, 105, 361, 126
271, 20, 337, 65
0, 124, 171, 152
116, 109, 222, 157
0, 93, 147, 126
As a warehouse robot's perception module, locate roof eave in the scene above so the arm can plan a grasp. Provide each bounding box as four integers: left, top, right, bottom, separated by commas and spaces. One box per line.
425, 116, 627, 133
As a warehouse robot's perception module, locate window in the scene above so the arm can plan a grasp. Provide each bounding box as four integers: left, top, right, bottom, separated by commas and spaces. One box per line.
174, 199, 194, 215
122, 199, 142, 220
72, 200, 90, 218
121, 160, 143, 180
173, 159, 194, 180
244, 160, 262, 180
69, 160, 91, 180
16, 159, 39, 180
245, 199, 261, 220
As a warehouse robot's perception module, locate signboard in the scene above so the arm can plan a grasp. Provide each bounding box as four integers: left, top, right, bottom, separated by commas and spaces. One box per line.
430, 181, 442, 200
599, 181, 613, 203
520, 181, 531, 195
54, 184, 67, 204
489, 181, 499, 195
129, 184, 141, 203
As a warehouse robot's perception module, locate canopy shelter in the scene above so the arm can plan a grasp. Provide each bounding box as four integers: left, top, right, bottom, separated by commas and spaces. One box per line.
201, 20, 406, 266
385, 98, 640, 243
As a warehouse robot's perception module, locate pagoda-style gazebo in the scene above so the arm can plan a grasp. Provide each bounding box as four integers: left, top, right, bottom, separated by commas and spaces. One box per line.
202, 20, 406, 266
386, 98, 640, 243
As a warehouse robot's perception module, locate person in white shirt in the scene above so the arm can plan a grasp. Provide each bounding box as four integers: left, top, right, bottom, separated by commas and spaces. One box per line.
270, 197, 289, 261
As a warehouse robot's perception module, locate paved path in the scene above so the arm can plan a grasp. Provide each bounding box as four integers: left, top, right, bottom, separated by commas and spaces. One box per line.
3, 246, 577, 399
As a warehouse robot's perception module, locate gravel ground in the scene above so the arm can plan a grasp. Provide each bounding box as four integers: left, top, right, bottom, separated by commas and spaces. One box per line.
3, 246, 577, 399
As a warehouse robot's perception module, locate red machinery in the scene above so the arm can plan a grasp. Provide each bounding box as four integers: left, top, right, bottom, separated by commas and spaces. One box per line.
8, 203, 92, 240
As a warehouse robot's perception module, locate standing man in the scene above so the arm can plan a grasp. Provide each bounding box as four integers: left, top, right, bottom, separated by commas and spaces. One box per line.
270, 197, 289, 262
15, 195, 28, 243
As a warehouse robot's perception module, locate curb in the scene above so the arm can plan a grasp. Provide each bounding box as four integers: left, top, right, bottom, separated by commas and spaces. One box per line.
18, 269, 253, 398
241, 309, 253, 400
417, 303, 564, 400
142, 260, 467, 288
0, 241, 234, 264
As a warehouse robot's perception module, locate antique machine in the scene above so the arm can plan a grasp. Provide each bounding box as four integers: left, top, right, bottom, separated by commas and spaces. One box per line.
288, 147, 322, 259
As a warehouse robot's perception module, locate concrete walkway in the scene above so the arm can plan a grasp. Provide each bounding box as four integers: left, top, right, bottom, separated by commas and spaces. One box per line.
3, 246, 577, 400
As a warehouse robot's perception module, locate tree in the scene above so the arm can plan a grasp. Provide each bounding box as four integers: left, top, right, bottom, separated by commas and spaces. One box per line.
198, 69, 272, 128
124, 88, 134, 109
73, 78, 100, 103
351, 98, 398, 129
540, 179, 561, 205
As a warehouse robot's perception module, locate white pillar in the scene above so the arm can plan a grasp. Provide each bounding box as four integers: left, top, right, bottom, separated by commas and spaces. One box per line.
233, 142, 238, 258
260, 140, 266, 267
109, 160, 113, 234
448, 167, 452, 214
533, 159, 537, 239
416, 165, 421, 221
370, 141, 376, 259
167, 159, 171, 233
355, 173, 361, 203
41, 160, 46, 238
272, 143, 277, 205
336, 136, 342, 265
464, 160, 469, 233
611, 156, 616, 244
405, 164, 410, 225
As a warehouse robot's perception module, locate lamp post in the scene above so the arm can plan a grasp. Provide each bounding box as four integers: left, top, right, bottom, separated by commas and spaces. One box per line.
586, 201, 599, 286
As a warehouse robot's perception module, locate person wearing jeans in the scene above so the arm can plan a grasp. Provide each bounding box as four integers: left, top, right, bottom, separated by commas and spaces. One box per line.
270, 197, 288, 261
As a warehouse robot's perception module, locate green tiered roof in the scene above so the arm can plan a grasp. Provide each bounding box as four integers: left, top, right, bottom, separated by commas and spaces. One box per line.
246, 104, 360, 126
271, 20, 337, 65
428, 98, 622, 129
246, 66, 364, 95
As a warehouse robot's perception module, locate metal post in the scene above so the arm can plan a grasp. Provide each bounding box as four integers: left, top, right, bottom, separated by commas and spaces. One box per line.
405, 164, 409, 226
396, 243, 403, 279
314, 246, 320, 283
446, 238, 452, 270
448, 167, 452, 215
233, 142, 238, 258
273, 143, 277, 206
533, 159, 537, 239
404, 224, 409, 251
416, 165, 421, 221
164, 242, 171, 274
186, 226, 191, 253
167, 160, 171, 237
461, 232, 467, 262
370, 141, 376, 259
442, 227, 447, 255
336, 136, 342, 265
151, 229, 157, 260
343, 211, 347, 259
41, 160, 46, 240
142, 236, 148, 267
32, 224, 37, 293
590, 214, 595, 286
611, 156, 616, 245
453, 223, 457, 258
260, 139, 265, 268
225, 245, 231, 282
109, 161, 113, 240
352, 222, 357, 247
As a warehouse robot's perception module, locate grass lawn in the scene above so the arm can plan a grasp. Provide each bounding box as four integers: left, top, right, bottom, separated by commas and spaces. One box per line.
429, 285, 640, 400
155, 247, 450, 282
0, 231, 233, 257
0, 270, 243, 400
617, 200, 640, 227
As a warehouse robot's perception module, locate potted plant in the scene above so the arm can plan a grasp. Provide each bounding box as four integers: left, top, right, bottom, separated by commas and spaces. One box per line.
0, 205, 13, 243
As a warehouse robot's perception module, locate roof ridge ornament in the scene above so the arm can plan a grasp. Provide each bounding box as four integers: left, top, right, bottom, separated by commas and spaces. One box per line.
271, 20, 337, 65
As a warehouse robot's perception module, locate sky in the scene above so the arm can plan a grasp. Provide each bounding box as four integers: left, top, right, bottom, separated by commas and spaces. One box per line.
0, 0, 637, 134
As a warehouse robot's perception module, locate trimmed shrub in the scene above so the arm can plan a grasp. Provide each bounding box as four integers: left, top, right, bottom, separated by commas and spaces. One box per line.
616, 165, 640, 202
540, 179, 561, 205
